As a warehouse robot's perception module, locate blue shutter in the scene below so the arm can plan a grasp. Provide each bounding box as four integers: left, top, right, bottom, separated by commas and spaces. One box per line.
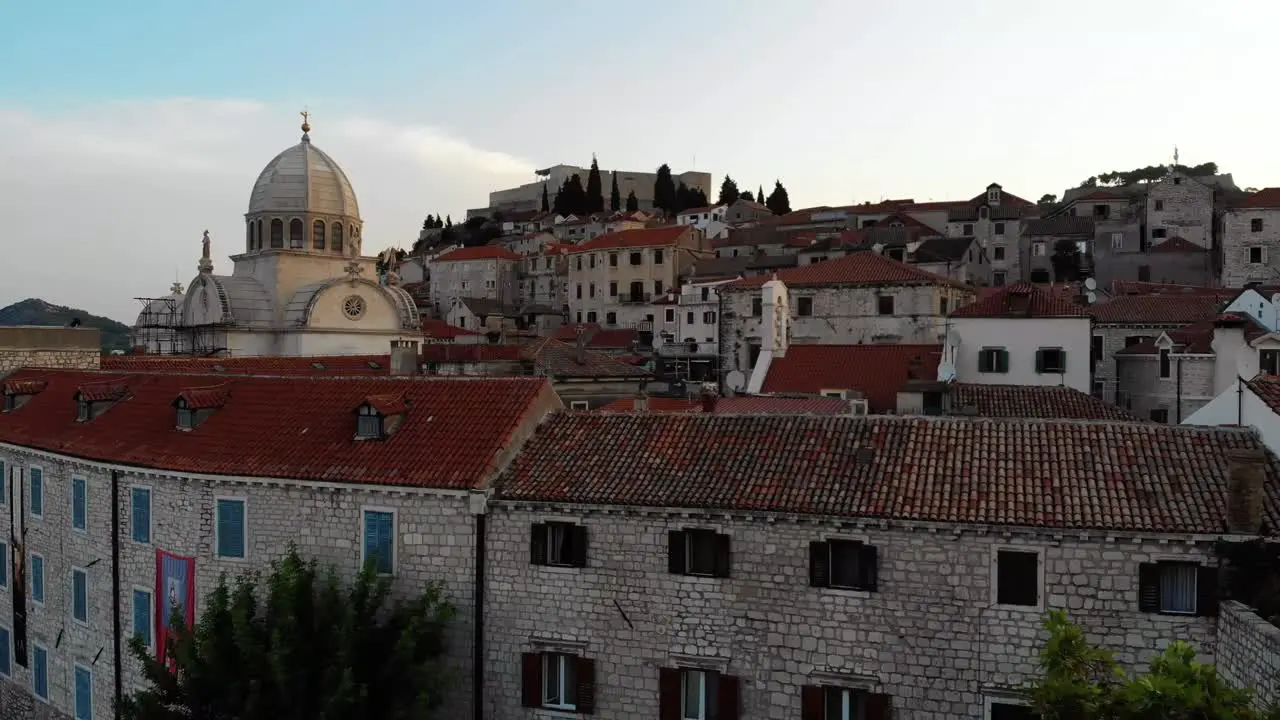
73, 570, 87, 622
72, 478, 87, 530
131, 488, 151, 543
30, 469, 42, 516
33, 646, 47, 698
0, 543, 6, 588
217, 500, 245, 558
74, 665, 92, 720
377, 512, 394, 574
362, 511, 379, 570
133, 590, 152, 646
31, 555, 43, 603
0, 627, 10, 676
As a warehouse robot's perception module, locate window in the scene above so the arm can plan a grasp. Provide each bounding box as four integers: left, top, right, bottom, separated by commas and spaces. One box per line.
522, 652, 594, 712
1125, 335, 1151, 347
687, 311, 695, 325
531, 522, 588, 567
1174, 177, 1183, 185
362, 509, 396, 575
993, 222, 1005, 235
801, 686, 879, 720
665, 309, 676, 323
995, 549, 1040, 607
356, 405, 382, 439
1159, 348, 1171, 378
1091, 335, 1103, 366
131, 487, 152, 544
30, 466, 43, 518
575, 284, 582, 299
1261, 349, 1280, 375
797, 297, 814, 316
1111, 232, 1124, 249
939, 297, 949, 315
1137, 265, 1151, 282
76, 398, 91, 421
132, 588, 153, 649
1035, 348, 1066, 374
2, 394, 13, 412
609, 281, 617, 297
1154, 200, 1165, 212
1140, 561, 1216, 616
1032, 242, 1045, 257
1250, 247, 1266, 264
586, 311, 597, 323
31, 553, 44, 604
1152, 228, 1167, 239
606, 312, 617, 325
659, 668, 740, 720
72, 476, 87, 531
74, 664, 93, 720
576, 257, 583, 271
569, 401, 590, 410
72, 567, 88, 624
810, 539, 878, 591
588, 282, 595, 298
654, 249, 665, 264
701, 287, 710, 301
0, 625, 9, 677
609, 253, 618, 267
589, 254, 596, 269
682, 669, 709, 720
1252, 218, 1264, 233
1150, 408, 1169, 423
668, 529, 730, 577
32, 643, 48, 701
703, 311, 716, 324
978, 348, 1009, 374
175, 398, 194, 429
752, 297, 762, 317
988, 701, 1035, 720
993, 246, 1005, 261
0, 542, 5, 589
963, 223, 974, 235
629, 252, 642, 265
993, 271, 1007, 287
215, 498, 247, 559
877, 296, 894, 315
654, 280, 664, 295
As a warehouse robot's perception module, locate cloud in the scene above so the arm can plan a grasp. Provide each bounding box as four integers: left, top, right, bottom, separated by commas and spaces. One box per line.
0, 98, 535, 323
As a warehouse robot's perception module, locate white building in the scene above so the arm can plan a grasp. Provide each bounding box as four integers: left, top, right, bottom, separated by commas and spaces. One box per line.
1185, 374, 1280, 455
944, 283, 1093, 393
655, 279, 733, 383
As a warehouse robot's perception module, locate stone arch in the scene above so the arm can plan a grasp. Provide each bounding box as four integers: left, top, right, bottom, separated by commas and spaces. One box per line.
256, 219, 264, 250
312, 219, 326, 250
245, 220, 253, 252
332, 222, 344, 254
289, 218, 304, 248
270, 218, 284, 248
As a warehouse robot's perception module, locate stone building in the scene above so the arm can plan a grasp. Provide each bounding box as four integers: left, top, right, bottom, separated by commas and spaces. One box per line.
944, 184, 1039, 283
908, 236, 990, 287
1022, 216, 1093, 284
516, 243, 570, 318
1223, 188, 1280, 287
485, 412, 1278, 719
718, 251, 972, 383
427, 246, 521, 319
0, 327, 101, 375
0, 369, 561, 720
565, 226, 710, 330
1146, 171, 1216, 250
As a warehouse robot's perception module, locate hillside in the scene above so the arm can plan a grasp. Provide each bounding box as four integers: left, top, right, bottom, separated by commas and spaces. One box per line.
0, 298, 132, 352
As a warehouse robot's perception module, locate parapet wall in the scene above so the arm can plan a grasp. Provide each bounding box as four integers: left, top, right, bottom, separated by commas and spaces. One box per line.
0, 326, 101, 373
1218, 600, 1280, 707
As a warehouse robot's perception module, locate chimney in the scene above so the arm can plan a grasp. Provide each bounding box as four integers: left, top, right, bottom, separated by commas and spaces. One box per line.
389, 340, 420, 376
633, 393, 649, 411
574, 325, 587, 365
1226, 448, 1267, 534
700, 387, 717, 413
1211, 314, 1250, 395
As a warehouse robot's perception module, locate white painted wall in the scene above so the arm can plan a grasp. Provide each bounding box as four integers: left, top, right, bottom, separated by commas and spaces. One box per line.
950, 316, 1092, 392
1184, 382, 1280, 455
1225, 290, 1280, 333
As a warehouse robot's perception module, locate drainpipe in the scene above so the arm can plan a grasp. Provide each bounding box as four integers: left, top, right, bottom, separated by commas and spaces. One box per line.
1238, 374, 1245, 425
472, 494, 487, 720
111, 470, 122, 716
1175, 356, 1184, 423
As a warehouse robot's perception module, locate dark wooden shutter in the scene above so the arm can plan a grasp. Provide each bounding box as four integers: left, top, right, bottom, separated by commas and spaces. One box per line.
1197, 565, 1220, 617
668, 531, 686, 574
1138, 562, 1161, 613
864, 692, 892, 720
800, 685, 825, 720
809, 541, 830, 587
714, 533, 733, 578
1034, 350, 1045, 373
575, 657, 596, 714
998, 350, 1009, 373
572, 525, 589, 568
521, 652, 542, 708
716, 674, 741, 720
530, 523, 546, 566
859, 544, 879, 591
659, 667, 682, 720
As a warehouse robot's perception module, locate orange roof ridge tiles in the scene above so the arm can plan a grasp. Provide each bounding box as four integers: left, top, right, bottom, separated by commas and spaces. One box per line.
568, 226, 689, 253
727, 250, 961, 289
1235, 188, 1280, 209
359, 392, 407, 416
176, 382, 233, 410
950, 282, 1087, 318
3, 378, 47, 395
760, 344, 943, 412
0, 369, 552, 490
433, 246, 521, 262
1089, 293, 1225, 324
495, 414, 1280, 534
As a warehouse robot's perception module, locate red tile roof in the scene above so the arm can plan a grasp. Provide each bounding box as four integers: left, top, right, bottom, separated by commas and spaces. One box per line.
101, 355, 392, 376
760, 344, 942, 412
1150, 237, 1207, 253
1088, 294, 1224, 324
1235, 188, 1280, 210
568, 226, 690, 253
176, 383, 232, 410
523, 338, 651, 379
76, 379, 131, 402
0, 370, 552, 489
1117, 313, 1268, 356
434, 246, 521, 262
1110, 281, 1231, 297
360, 392, 407, 416
727, 251, 960, 289
950, 283, 1088, 318
421, 319, 480, 338
495, 414, 1280, 534
596, 396, 855, 415
1248, 375, 1280, 415
677, 205, 724, 216
420, 344, 524, 364
550, 325, 637, 349
949, 384, 1139, 421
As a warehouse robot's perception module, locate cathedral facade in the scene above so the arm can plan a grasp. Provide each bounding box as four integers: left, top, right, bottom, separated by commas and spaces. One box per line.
134, 118, 422, 357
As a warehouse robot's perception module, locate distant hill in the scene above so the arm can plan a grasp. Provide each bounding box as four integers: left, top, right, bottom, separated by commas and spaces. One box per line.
0, 298, 131, 352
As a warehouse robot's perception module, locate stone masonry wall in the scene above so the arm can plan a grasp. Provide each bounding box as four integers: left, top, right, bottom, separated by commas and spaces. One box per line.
1217, 601, 1280, 707
1093, 324, 1190, 402
1116, 354, 1217, 422
0, 327, 101, 375
484, 504, 1219, 720
0, 447, 481, 718
1147, 175, 1215, 250
1223, 208, 1280, 287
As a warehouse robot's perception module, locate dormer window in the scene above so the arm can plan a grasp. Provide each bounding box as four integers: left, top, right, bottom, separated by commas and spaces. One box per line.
76, 399, 91, 422
2, 379, 47, 413
175, 398, 195, 430
172, 385, 229, 431
72, 382, 130, 422
356, 405, 382, 439
354, 394, 406, 440
979, 206, 990, 220
1, 393, 14, 412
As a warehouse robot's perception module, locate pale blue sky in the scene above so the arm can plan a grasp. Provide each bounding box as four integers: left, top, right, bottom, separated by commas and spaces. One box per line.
1, 0, 1276, 321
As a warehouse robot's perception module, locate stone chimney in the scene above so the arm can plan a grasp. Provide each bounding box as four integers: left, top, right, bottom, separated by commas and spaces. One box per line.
1226, 448, 1267, 534
633, 393, 648, 411
700, 386, 717, 413
574, 325, 587, 365
760, 276, 790, 359
1211, 314, 1251, 395
389, 340, 420, 376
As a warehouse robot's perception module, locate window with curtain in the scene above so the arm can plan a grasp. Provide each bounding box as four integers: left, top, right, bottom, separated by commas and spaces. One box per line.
1159, 564, 1197, 614
132, 589, 153, 648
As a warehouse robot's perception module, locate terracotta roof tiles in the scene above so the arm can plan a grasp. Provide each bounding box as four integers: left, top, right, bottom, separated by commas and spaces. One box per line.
596, 396, 855, 415
1234, 188, 1280, 210
568, 226, 690, 253
950, 283, 1088, 318
1088, 294, 1224, 324
949, 384, 1140, 421
100, 355, 391, 376
496, 414, 1280, 534
433, 246, 521, 262
421, 319, 480, 338
760, 344, 942, 412
1248, 375, 1280, 415
1150, 237, 1207, 253
727, 250, 961, 289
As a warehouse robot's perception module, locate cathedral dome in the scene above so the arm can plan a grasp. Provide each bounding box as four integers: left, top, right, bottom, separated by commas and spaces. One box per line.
247, 125, 360, 220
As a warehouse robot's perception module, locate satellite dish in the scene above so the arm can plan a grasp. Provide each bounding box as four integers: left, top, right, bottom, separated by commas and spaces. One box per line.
725, 370, 747, 393
1084, 277, 1098, 291
1086, 291, 1097, 304
946, 327, 962, 346
937, 361, 956, 382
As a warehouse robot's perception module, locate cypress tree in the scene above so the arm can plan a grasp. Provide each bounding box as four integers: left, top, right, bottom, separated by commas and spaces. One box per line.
765, 180, 792, 215
653, 164, 676, 214
609, 171, 621, 212
625, 190, 639, 212
540, 183, 550, 212
586, 155, 604, 213
423, 214, 435, 230
717, 175, 740, 206
741, 191, 754, 202
758, 185, 765, 205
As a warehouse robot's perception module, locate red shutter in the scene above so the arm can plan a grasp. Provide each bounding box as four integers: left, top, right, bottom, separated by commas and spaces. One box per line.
659, 667, 682, 720
801, 685, 825, 720
809, 541, 830, 587
521, 652, 542, 708
716, 674, 741, 720
864, 692, 892, 720
575, 657, 596, 714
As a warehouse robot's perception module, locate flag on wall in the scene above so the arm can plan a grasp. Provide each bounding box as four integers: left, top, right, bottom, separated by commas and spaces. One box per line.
155, 549, 196, 667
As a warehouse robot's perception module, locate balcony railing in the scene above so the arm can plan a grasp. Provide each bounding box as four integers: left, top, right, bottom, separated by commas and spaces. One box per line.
619, 293, 653, 305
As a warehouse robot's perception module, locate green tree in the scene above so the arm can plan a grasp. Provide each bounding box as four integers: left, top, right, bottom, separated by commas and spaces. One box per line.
758, 185, 765, 204
586, 155, 605, 213
625, 189, 639, 212
553, 174, 588, 215
541, 183, 550, 213
423, 214, 435, 230
445, 215, 452, 228
766, 179, 792, 215
717, 175, 740, 206
609, 171, 621, 212
1029, 610, 1280, 720
653, 164, 676, 213
1051, 238, 1083, 282
119, 546, 456, 720
1038, 194, 1058, 208
741, 190, 754, 202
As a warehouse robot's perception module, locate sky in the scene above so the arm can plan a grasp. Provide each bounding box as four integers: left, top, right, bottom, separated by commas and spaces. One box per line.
2, 0, 1277, 323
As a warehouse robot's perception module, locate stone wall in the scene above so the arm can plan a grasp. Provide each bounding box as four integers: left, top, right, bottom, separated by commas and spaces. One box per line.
1147, 174, 1215, 249
1116, 353, 1217, 422
483, 503, 1219, 720
0, 327, 101, 375
1223, 208, 1280, 287
1217, 601, 1280, 707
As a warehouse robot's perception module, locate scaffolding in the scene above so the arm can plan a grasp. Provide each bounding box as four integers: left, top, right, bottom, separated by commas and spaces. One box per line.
132, 296, 230, 357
